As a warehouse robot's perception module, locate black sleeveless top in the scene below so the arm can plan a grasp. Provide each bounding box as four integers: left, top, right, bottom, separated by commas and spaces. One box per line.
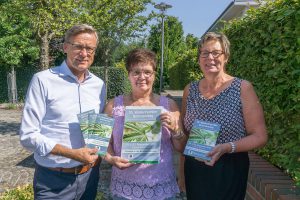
184, 77, 246, 144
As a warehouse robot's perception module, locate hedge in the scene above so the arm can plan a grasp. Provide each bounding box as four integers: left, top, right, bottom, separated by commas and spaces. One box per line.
90, 66, 131, 100
0, 66, 37, 102
223, 0, 300, 185
169, 48, 203, 90
0, 66, 130, 102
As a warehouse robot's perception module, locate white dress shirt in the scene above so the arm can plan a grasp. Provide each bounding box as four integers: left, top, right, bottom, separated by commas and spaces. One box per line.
20, 61, 106, 168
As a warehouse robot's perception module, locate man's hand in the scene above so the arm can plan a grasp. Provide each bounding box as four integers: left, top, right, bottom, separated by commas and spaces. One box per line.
73, 147, 99, 164
51, 144, 99, 164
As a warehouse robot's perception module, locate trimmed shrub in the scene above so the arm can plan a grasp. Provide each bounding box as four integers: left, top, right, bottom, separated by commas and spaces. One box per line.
91, 66, 131, 100
169, 49, 203, 90
223, 0, 300, 185
0, 66, 130, 102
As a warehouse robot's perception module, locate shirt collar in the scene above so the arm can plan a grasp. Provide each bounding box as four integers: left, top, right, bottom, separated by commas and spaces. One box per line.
56, 61, 92, 81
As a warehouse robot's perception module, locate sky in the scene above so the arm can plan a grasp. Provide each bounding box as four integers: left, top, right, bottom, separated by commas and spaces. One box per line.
147, 0, 233, 38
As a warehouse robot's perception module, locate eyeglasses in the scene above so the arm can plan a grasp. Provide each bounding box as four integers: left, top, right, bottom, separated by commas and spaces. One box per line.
130, 70, 155, 78
67, 42, 97, 54
200, 50, 224, 58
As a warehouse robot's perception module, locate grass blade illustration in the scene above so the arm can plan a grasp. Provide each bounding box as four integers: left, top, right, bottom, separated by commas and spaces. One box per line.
184, 120, 220, 161
121, 106, 162, 163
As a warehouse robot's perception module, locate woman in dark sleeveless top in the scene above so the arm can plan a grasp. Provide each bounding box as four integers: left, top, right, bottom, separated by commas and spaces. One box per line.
179, 32, 268, 200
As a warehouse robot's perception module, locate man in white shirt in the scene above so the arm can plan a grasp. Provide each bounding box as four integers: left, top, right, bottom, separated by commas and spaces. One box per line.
20, 24, 106, 200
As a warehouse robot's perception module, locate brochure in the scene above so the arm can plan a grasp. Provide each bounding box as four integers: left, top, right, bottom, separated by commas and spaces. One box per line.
78, 111, 114, 155
121, 106, 162, 164
86, 113, 97, 147
77, 110, 95, 145
88, 114, 114, 156
184, 119, 220, 161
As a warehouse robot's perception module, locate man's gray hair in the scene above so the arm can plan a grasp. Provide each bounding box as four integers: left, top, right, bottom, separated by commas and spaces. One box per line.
64, 24, 99, 45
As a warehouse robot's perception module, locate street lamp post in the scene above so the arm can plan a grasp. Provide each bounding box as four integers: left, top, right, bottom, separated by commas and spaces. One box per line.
154, 2, 172, 94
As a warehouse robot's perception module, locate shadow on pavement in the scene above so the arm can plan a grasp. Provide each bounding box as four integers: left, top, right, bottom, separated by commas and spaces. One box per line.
0, 121, 20, 135
16, 154, 35, 168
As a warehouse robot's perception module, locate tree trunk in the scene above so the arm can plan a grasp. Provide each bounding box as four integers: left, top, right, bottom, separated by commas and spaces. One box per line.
39, 32, 50, 70
7, 66, 18, 104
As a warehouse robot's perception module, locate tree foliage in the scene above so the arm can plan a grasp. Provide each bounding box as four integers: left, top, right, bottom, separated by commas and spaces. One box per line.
0, 0, 153, 103
169, 47, 202, 90
0, 2, 39, 70
111, 38, 147, 67
0, 0, 153, 70
147, 16, 186, 91
185, 33, 199, 49
2, 0, 88, 70
168, 33, 202, 90
83, 0, 153, 67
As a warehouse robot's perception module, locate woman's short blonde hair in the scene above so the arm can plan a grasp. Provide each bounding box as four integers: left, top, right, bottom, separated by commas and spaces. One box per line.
199, 32, 230, 60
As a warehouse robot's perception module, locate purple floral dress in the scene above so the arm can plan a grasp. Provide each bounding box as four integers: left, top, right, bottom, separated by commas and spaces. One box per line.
110, 95, 179, 200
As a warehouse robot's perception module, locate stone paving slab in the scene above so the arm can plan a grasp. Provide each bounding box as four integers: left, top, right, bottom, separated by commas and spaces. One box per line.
0, 108, 35, 194
0, 108, 185, 199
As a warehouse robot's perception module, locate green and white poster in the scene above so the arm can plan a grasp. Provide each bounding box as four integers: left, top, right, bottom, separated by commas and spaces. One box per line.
121, 106, 162, 164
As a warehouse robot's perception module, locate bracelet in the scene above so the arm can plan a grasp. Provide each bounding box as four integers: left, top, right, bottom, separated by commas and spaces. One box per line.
229, 142, 236, 153
172, 129, 184, 139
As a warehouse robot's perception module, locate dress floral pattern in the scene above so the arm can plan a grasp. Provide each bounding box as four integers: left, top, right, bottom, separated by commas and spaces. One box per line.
110, 95, 179, 200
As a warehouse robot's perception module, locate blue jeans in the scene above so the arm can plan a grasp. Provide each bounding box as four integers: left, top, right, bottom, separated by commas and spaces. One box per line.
33, 163, 100, 200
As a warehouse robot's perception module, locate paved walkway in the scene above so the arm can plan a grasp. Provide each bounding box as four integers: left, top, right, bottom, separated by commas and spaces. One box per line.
0, 108, 34, 193
0, 108, 111, 198
0, 108, 185, 199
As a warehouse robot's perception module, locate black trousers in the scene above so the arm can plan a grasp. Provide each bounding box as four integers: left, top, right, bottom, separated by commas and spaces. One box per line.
185, 152, 249, 200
